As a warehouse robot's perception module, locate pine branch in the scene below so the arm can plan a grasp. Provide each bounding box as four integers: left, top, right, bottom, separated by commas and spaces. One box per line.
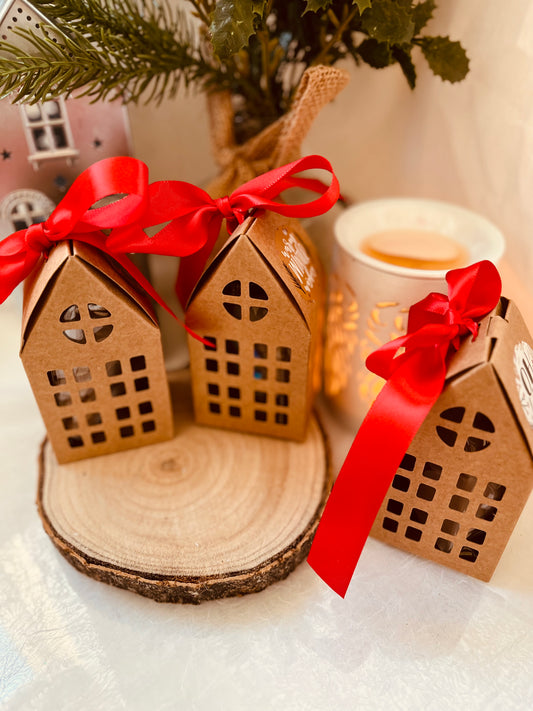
0, 0, 216, 104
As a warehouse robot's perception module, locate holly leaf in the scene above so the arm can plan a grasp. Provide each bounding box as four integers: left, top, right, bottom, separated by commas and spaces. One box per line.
392, 46, 417, 88
210, 0, 266, 60
354, 0, 373, 13
303, 0, 333, 12
420, 36, 470, 83
361, 0, 415, 46
358, 38, 392, 68
304, 1, 372, 13
413, 0, 436, 34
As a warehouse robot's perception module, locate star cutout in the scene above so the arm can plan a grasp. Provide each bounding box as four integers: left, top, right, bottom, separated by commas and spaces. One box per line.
1, 149, 11, 160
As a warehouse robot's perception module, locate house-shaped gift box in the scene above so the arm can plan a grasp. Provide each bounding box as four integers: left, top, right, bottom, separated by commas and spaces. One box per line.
0, 0, 131, 239
370, 297, 533, 581
185, 211, 325, 441
21, 241, 173, 464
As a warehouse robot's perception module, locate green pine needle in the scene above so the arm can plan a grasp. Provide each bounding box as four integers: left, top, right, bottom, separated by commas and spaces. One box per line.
0, 0, 214, 104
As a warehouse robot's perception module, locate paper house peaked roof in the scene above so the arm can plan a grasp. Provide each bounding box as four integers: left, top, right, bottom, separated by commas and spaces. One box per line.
21, 241, 174, 463
370, 297, 533, 581
185, 211, 325, 441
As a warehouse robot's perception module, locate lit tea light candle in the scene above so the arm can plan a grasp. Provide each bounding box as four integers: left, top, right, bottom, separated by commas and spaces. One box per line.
361, 229, 469, 271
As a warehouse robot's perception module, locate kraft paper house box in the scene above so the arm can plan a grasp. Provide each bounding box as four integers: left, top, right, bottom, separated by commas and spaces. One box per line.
185, 211, 325, 441
20, 240, 174, 464
370, 297, 533, 581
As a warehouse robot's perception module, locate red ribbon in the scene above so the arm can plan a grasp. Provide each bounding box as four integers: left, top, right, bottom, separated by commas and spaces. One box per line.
0, 155, 186, 323
1, 154, 339, 331
106, 154, 340, 306
307, 260, 502, 597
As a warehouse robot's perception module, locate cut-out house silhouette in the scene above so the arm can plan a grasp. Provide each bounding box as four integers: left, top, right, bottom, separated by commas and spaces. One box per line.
185, 211, 325, 441
370, 297, 533, 581
21, 241, 174, 464
0, 0, 131, 240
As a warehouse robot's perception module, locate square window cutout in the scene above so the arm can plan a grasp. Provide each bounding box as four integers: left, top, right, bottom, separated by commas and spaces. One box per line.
226, 339, 239, 355
435, 538, 454, 554
382, 517, 398, 533
386, 499, 403, 515
47, 369, 66, 387
110, 382, 126, 397
105, 360, 122, 377
138, 401, 153, 415
416, 484, 436, 501
62, 416, 78, 430
449, 495, 469, 512
254, 343, 267, 359
392, 474, 410, 492
79, 388, 96, 403
405, 526, 422, 542
73, 366, 91, 383
54, 392, 72, 407
134, 377, 149, 392
130, 355, 146, 371
457, 473, 477, 492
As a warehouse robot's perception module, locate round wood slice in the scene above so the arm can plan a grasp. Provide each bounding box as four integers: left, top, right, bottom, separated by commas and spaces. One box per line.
37, 370, 332, 604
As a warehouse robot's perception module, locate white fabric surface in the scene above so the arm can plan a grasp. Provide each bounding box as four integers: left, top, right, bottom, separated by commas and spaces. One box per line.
2, 279, 533, 710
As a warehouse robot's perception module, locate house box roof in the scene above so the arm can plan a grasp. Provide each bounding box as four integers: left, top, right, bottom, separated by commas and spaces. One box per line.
445, 297, 533, 459
186, 211, 325, 328
21, 240, 157, 351
0, 1, 66, 56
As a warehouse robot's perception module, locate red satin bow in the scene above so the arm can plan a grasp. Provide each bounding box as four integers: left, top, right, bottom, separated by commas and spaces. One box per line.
0, 156, 170, 312
107, 154, 340, 306
1, 154, 339, 330
307, 260, 502, 597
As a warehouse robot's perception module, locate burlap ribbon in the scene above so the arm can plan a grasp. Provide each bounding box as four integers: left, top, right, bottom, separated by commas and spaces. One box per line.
205, 65, 350, 198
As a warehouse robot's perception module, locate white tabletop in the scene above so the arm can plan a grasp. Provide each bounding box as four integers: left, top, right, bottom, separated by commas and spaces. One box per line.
1, 281, 533, 711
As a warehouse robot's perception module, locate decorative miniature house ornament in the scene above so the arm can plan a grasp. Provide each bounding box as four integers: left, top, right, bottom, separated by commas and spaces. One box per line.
0, 0, 131, 240
309, 261, 533, 595
21, 240, 174, 463
106, 152, 340, 441
0, 156, 182, 464
185, 211, 324, 441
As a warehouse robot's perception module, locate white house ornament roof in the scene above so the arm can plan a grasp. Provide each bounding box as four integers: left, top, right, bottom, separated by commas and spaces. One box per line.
0, 0, 65, 55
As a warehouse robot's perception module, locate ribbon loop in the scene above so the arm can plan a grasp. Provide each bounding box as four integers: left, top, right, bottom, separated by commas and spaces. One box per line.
106, 154, 340, 307
308, 260, 502, 598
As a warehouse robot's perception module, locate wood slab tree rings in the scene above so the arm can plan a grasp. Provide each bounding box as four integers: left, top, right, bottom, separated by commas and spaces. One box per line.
37, 371, 332, 604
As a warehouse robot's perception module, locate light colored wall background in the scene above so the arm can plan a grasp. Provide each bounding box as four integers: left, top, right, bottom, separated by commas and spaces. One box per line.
128, 1, 533, 286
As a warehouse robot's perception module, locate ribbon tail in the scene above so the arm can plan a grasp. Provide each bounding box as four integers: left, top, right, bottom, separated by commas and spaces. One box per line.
308, 347, 446, 597
175, 223, 226, 309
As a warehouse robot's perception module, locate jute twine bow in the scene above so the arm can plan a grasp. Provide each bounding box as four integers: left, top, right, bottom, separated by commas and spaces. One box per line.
205, 65, 350, 198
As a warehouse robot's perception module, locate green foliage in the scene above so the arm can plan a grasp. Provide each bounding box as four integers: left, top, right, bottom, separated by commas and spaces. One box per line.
361, 0, 415, 45
412, 0, 436, 34
210, 0, 266, 59
0, 0, 470, 141
419, 36, 470, 83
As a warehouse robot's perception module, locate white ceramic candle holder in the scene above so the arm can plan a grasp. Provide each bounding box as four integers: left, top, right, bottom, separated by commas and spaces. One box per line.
323, 198, 506, 428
